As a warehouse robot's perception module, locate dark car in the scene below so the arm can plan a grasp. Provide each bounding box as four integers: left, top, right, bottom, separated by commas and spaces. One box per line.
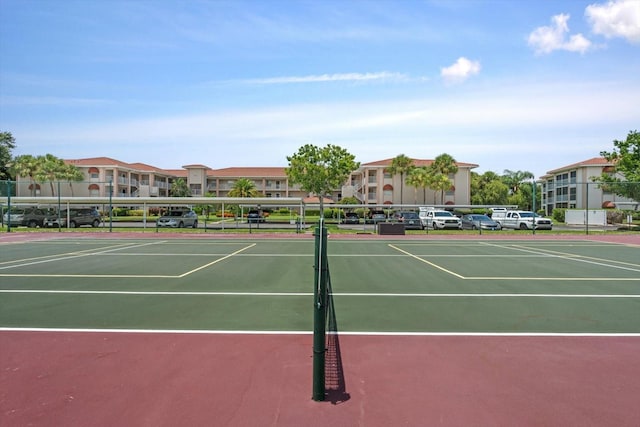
3, 206, 50, 228
44, 208, 102, 228
365, 210, 387, 224
394, 211, 423, 230
342, 212, 360, 224
461, 214, 502, 231
247, 210, 266, 223
156, 209, 198, 228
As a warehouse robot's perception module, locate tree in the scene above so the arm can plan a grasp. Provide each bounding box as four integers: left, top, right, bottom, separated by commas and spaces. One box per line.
429, 153, 458, 205
62, 164, 85, 196
406, 166, 430, 204
286, 144, 359, 218
428, 172, 453, 205
593, 130, 640, 202
470, 171, 509, 205
11, 154, 39, 196
0, 131, 16, 181
170, 178, 191, 197
502, 169, 534, 195
387, 154, 414, 204
228, 178, 259, 198
34, 154, 68, 196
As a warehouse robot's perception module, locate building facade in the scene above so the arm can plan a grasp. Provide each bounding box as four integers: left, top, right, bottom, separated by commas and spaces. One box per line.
540, 157, 638, 214
15, 156, 478, 206
344, 158, 477, 206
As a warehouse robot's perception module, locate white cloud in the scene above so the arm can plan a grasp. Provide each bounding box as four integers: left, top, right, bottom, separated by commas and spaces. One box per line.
586, 0, 640, 43
440, 57, 481, 84
239, 72, 408, 85
528, 14, 592, 54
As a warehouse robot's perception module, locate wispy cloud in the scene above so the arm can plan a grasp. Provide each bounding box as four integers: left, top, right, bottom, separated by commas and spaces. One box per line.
586, 0, 640, 44
1, 95, 113, 107
528, 14, 592, 54
440, 57, 481, 84
235, 72, 411, 85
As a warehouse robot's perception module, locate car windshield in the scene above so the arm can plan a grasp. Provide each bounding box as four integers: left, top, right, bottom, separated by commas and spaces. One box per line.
520, 212, 534, 218
472, 215, 491, 221
434, 212, 453, 217
168, 211, 186, 217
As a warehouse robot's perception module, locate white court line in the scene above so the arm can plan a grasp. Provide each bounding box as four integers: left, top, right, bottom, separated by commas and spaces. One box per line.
178, 243, 256, 277
0, 327, 638, 337
0, 241, 167, 270
388, 244, 465, 279
1, 290, 638, 298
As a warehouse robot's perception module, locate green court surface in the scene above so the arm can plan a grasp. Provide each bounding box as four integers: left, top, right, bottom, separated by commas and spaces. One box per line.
1, 238, 639, 334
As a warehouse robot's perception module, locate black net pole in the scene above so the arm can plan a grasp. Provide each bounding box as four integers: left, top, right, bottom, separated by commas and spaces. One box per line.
312, 219, 328, 401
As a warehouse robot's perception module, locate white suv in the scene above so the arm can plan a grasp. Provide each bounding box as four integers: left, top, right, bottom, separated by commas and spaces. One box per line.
419, 208, 462, 230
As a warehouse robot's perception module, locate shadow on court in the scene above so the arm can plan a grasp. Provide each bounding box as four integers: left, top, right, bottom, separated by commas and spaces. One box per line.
325, 270, 350, 404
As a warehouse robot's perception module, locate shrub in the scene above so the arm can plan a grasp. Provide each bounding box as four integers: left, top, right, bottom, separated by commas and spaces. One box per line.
552, 208, 565, 223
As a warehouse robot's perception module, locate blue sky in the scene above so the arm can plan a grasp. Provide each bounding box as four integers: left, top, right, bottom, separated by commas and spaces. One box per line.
1, 0, 639, 178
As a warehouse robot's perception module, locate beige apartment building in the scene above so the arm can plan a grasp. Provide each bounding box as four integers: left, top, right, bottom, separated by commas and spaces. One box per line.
540, 157, 638, 214
15, 156, 478, 206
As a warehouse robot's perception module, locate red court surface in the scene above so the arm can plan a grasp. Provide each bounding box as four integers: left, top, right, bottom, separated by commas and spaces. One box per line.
2, 331, 639, 426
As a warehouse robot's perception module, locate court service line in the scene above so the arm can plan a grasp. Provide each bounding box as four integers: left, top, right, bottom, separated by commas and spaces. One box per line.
178, 243, 257, 277
513, 244, 640, 270
482, 242, 640, 274
0, 241, 167, 270
388, 244, 465, 279
1, 327, 638, 337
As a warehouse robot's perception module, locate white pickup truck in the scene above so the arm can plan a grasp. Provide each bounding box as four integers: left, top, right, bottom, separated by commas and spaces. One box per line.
491, 210, 553, 230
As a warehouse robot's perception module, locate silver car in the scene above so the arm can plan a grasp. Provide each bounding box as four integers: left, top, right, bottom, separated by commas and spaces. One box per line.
157, 210, 198, 228
461, 214, 501, 231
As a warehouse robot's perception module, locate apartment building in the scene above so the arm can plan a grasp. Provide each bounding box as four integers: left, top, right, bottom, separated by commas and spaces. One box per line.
344, 158, 478, 206
540, 157, 637, 214
15, 156, 477, 206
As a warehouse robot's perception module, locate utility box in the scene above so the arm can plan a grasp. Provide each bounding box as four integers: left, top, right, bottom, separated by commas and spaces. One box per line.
378, 223, 405, 235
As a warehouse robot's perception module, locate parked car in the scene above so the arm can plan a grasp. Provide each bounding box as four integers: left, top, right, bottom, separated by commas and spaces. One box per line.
342, 212, 360, 224
491, 210, 553, 230
365, 210, 387, 224
44, 208, 102, 228
3, 206, 50, 228
156, 209, 198, 228
394, 211, 423, 230
461, 214, 502, 231
419, 208, 462, 230
247, 210, 266, 223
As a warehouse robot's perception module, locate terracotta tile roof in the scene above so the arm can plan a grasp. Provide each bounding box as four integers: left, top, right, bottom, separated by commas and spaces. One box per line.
545, 157, 611, 174
161, 169, 187, 178
65, 157, 173, 174
65, 157, 129, 167
209, 167, 288, 178
361, 158, 478, 168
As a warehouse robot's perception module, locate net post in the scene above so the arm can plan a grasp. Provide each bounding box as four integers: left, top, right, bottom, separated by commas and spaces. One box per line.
312, 219, 328, 401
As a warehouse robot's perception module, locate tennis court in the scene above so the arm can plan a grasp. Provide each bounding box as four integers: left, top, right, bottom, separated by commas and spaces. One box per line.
2, 233, 639, 425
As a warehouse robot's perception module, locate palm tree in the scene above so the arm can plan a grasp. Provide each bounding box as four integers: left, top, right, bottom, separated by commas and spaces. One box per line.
34, 154, 67, 196
10, 154, 39, 196
405, 166, 430, 204
428, 173, 453, 205
387, 154, 414, 204
502, 169, 534, 195
228, 178, 259, 198
170, 178, 191, 197
428, 153, 458, 205
62, 164, 85, 196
